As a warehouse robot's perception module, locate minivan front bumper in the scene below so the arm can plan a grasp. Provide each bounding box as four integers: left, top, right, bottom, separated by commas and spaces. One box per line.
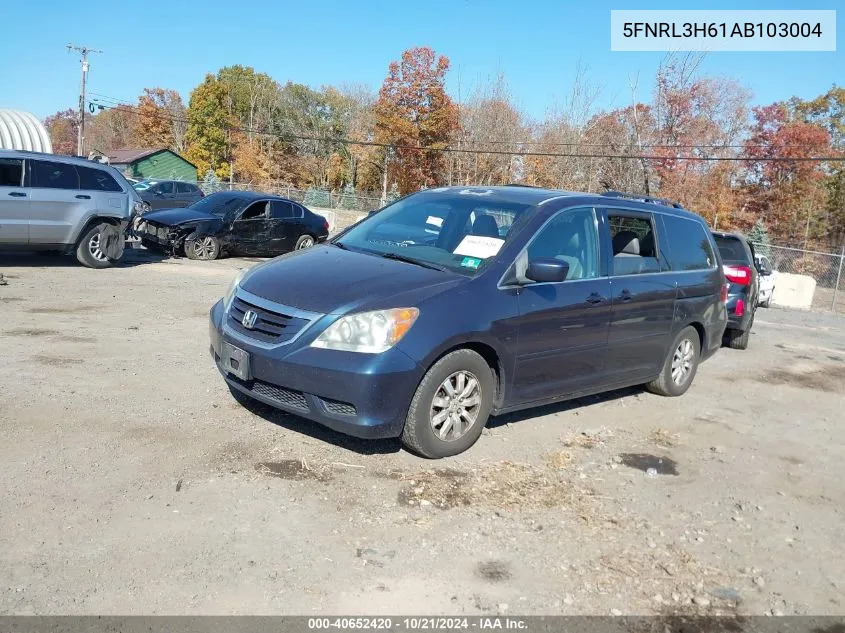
209, 299, 422, 439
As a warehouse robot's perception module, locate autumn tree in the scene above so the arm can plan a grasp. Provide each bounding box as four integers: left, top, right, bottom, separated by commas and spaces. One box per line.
324, 84, 377, 190
743, 103, 831, 243
44, 109, 78, 155
375, 47, 458, 194
454, 74, 526, 186
86, 105, 138, 154
185, 74, 234, 180
136, 88, 187, 152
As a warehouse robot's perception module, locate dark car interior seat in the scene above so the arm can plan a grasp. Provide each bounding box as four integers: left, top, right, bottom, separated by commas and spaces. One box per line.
471, 214, 500, 239
612, 230, 660, 275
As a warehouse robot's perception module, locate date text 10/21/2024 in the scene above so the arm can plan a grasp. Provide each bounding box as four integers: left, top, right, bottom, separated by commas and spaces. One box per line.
307, 617, 529, 630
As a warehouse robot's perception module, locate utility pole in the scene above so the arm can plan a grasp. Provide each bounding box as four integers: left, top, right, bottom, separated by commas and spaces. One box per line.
67, 43, 102, 156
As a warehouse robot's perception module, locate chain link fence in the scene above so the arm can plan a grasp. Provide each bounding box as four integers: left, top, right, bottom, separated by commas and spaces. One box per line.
752, 241, 845, 314
195, 180, 386, 213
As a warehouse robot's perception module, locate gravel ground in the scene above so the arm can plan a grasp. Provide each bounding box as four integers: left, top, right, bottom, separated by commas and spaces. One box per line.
1, 249, 844, 616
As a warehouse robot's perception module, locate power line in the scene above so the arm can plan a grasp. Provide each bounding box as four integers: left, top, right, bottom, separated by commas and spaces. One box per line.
88, 90, 837, 152
89, 100, 845, 163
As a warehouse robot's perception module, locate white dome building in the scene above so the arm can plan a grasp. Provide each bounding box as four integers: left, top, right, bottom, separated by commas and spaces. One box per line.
0, 109, 53, 153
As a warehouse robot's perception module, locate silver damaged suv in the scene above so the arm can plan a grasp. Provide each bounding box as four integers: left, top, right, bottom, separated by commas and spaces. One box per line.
0, 150, 144, 268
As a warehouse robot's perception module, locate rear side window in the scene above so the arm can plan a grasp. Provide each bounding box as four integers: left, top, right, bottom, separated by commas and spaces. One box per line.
78, 166, 122, 192
661, 215, 715, 271
714, 235, 749, 263
292, 204, 305, 219
0, 158, 23, 186
176, 182, 194, 193
608, 212, 660, 276
33, 160, 79, 190
271, 201, 295, 219
156, 181, 174, 194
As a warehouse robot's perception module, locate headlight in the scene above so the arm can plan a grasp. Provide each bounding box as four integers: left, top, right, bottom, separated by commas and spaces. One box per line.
311, 308, 419, 354
224, 269, 247, 311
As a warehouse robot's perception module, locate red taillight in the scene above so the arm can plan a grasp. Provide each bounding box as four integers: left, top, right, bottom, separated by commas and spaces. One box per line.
323, 219, 330, 232
720, 283, 728, 303
723, 265, 752, 286
735, 298, 745, 317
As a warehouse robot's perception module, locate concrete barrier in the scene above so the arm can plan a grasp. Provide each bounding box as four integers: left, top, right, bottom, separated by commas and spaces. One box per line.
771, 272, 816, 310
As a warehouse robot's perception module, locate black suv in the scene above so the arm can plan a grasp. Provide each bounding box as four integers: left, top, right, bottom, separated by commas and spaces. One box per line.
712, 231, 759, 350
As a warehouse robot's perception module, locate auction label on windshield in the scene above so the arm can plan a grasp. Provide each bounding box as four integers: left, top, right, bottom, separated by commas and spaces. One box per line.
454, 235, 505, 259
611, 10, 836, 51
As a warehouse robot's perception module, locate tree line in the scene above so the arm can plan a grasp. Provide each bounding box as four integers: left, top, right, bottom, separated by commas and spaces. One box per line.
44, 47, 845, 249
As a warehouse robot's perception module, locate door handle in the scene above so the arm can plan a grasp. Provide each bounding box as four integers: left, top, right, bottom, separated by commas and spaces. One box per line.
75, 194, 91, 200
8, 191, 26, 197
619, 289, 633, 303
585, 293, 604, 305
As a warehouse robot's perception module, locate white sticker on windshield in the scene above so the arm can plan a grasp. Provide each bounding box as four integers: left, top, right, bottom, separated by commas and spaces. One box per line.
426, 215, 444, 227
453, 235, 505, 259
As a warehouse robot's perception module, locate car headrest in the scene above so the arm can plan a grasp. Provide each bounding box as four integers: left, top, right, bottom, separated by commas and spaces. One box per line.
471, 215, 499, 238
613, 230, 640, 256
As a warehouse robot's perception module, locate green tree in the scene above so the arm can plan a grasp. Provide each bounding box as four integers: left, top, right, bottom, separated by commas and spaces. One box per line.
747, 219, 773, 258
185, 74, 233, 180
201, 168, 222, 195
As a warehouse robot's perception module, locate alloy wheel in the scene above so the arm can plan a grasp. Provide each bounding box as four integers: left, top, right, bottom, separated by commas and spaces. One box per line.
429, 370, 482, 441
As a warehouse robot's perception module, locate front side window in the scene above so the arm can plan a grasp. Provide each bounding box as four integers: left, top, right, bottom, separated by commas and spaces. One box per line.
0, 158, 23, 187
239, 201, 269, 220
335, 191, 533, 275
608, 212, 660, 276
78, 166, 122, 192
661, 215, 715, 271
33, 160, 79, 190
525, 207, 599, 281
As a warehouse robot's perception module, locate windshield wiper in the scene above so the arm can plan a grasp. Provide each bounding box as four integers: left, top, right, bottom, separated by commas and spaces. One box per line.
379, 251, 447, 272
331, 241, 348, 250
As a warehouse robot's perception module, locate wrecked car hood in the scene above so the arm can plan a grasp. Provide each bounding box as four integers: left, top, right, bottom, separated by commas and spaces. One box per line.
142, 208, 221, 226
241, 245, 465, 314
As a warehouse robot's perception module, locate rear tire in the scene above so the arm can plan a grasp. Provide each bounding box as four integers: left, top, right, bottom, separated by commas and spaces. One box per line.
401, 349, 495, 459
75, 223, 118, 269
725, 327, 751, 350
185, 234, 220, 260
295, 234, 315, 250
646, 326, 701, 397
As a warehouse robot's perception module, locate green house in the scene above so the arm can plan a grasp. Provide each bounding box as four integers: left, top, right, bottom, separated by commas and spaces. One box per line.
107, 148, 198, 182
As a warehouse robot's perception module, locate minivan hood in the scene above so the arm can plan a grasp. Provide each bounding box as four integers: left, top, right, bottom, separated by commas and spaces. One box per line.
241, 245, 465, 314
143, 207, 220, 226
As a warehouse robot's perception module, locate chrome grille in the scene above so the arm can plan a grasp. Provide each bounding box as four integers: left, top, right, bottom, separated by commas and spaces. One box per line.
228, 296, 311, 344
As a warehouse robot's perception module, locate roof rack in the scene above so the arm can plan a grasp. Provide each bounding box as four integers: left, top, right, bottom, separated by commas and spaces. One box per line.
602, 190, 684, 209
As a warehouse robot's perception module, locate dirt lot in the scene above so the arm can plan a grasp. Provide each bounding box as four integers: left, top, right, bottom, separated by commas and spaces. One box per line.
1, 249, 844, 616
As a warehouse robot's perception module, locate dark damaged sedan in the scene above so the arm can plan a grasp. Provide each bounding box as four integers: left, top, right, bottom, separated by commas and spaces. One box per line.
136, 191, 329, 260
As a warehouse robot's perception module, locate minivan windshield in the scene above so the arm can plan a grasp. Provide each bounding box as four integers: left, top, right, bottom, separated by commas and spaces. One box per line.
335, 191, 534, 275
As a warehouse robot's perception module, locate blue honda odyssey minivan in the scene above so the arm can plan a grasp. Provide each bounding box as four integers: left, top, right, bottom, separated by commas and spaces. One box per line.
209, 186, 727, 458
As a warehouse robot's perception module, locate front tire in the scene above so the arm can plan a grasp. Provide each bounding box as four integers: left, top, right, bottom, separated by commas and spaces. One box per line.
401, 349, 495, 459
76, 223, 118, 269
646, 326, 701, 397
185, 234, 220, 260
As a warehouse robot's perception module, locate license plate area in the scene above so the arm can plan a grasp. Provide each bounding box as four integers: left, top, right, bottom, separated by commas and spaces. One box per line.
222, 342, 251, 381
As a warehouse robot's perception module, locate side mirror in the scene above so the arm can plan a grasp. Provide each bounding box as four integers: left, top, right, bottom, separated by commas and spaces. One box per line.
525, 258, 569, 283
